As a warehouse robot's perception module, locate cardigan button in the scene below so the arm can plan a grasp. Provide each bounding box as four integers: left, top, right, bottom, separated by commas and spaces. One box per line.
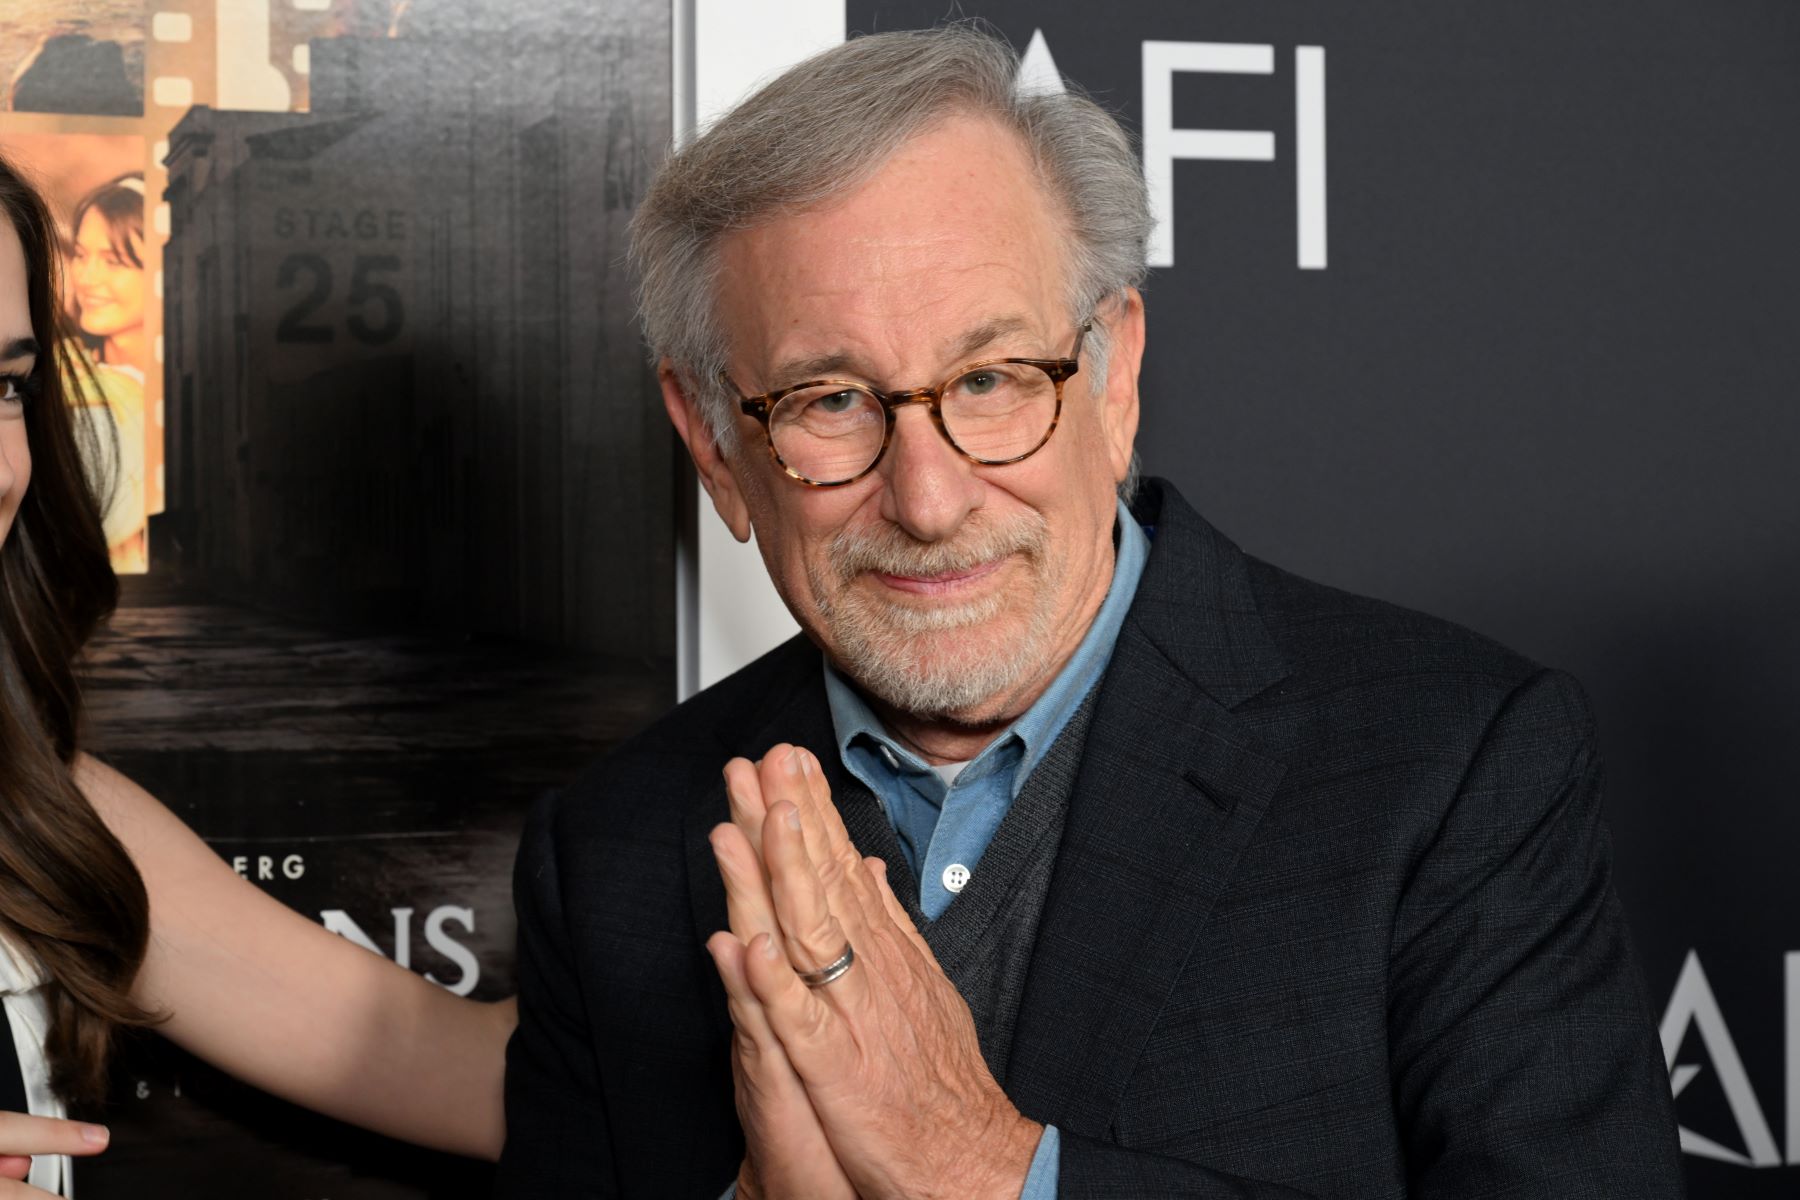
941, 863, 971, 894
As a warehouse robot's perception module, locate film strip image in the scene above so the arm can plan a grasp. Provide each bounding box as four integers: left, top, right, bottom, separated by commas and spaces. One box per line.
2, 0, 146, 117
1, 0, 673, 1195
0, 0, 425, 576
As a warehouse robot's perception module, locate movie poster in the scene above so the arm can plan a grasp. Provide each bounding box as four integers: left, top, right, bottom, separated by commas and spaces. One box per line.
5, 0, 673, 1195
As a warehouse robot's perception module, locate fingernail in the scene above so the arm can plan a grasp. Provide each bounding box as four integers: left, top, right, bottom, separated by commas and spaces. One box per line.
760, 936, 779, 959
81, 1124, 109, 1146
785, 748, 802, 777
799, 749, 813, 778
784, 807, 801, 831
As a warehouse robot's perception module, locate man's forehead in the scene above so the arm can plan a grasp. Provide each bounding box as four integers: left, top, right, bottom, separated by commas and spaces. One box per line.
765, 313, 1046, 383
714, 115, 1070, 383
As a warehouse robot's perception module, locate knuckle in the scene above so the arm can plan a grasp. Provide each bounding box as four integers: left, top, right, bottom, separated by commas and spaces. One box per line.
813, 852, 846, 891
802, 915, 842, 960
796, 998, 834, 1045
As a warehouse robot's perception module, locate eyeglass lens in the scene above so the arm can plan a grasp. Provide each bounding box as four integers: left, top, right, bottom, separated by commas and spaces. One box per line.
768, 361, 1060, 484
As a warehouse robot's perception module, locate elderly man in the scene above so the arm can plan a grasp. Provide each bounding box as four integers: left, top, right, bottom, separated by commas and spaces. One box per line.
498, 25, 1683, 1200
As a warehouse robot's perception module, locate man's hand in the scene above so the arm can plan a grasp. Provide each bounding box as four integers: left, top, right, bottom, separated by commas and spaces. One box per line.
0, 1111, 109, 1195
708, 758, 857, 1200
714, 746, 1041, 1200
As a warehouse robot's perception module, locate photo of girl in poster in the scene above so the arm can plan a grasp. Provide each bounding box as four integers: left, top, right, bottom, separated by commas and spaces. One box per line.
65, 173, 149, 573
0, 134, 152, 577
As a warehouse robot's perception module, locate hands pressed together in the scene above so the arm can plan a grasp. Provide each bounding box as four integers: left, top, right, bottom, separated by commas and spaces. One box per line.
706, 745, 1043, 1200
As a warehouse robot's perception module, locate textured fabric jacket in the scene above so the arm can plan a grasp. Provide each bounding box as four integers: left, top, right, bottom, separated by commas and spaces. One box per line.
498, 478, 1684, 1198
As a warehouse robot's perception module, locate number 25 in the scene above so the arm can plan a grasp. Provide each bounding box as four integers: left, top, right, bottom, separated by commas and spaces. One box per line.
275, 253, 405, 346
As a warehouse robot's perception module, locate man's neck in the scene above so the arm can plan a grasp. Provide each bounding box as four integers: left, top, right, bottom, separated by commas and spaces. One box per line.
866, 698, 1017, 767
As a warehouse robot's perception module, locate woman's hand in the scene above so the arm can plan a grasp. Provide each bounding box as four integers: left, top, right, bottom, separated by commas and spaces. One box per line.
0, 1111, 108, 1194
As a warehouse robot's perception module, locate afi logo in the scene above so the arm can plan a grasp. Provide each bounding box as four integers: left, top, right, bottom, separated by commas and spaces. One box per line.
1660, 950, 1800, 1168
1019, 30, 1328, 271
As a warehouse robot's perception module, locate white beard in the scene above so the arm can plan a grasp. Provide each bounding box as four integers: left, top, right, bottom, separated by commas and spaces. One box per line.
810, 511, 1057, 719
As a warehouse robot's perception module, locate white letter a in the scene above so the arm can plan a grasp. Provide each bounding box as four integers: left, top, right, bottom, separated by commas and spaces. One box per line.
1660, 949, 1780, 1166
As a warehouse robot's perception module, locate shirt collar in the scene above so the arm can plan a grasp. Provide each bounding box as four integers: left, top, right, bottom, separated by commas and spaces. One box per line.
824, 497, 1151, 797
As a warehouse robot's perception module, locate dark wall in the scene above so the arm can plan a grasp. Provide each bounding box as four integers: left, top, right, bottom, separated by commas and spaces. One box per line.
850, 3, 1799, 1191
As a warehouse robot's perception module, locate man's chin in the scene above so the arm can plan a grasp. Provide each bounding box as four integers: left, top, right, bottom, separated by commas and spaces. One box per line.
834, 622, 1043, 724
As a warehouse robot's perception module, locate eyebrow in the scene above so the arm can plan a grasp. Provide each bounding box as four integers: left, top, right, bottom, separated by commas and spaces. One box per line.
767, 314, 1039, 388
0, 336, 39, 363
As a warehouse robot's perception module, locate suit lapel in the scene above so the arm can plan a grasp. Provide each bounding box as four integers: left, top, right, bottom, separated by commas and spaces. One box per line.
1008, 482, 1294, 1135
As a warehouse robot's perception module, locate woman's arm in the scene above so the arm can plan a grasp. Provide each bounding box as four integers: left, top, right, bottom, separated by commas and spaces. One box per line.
74, 755, 515, 1160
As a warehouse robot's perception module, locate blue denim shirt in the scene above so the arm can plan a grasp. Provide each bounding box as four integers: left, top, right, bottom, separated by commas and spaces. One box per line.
819, 500, 1151, 1199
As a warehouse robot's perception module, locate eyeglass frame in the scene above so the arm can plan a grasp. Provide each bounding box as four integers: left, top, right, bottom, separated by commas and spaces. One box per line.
720, 319, 1094, 488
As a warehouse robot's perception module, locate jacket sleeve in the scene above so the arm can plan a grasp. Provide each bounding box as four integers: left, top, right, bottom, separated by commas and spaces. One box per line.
495, 788, 618, 1197
1386, 668, 1684, 1197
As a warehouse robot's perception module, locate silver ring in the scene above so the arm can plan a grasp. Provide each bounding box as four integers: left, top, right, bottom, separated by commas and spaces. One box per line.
797, 943, 854, 988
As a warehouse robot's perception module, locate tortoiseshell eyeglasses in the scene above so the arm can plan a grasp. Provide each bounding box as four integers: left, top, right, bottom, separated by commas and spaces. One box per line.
721, 320, 1092, 487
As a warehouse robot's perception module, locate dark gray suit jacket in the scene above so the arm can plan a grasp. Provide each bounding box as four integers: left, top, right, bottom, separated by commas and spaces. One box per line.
498, 478, 1683, 1198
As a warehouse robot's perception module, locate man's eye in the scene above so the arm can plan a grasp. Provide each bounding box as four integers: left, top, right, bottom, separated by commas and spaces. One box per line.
813, 391, 862, 414
961, 371, 1001, 395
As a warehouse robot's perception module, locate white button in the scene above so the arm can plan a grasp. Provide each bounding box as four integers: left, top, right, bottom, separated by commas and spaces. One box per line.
941, 863, 971, 894
880, 745, 899, 769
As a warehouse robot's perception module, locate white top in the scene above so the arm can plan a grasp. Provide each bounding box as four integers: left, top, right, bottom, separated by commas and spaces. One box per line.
0, 936, 71, 1195
929, 759, 971, 787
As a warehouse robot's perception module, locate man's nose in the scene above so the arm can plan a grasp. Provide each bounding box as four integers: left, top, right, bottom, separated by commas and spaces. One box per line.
876, 403, 983, 542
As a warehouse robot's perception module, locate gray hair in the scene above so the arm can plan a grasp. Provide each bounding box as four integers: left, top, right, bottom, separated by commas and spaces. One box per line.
630, 22, 1151, 493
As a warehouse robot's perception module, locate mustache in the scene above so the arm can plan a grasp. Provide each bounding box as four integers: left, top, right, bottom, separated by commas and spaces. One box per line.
829, 512, 1049, 583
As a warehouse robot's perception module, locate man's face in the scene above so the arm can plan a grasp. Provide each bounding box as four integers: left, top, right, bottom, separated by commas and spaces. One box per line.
691, 115, 1142, 725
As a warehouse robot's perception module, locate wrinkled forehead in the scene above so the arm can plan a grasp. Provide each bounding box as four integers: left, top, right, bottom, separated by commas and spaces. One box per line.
713, 116, 1073, 381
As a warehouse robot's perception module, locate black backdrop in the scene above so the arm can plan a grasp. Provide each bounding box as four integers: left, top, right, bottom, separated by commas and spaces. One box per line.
845, 3, 1799, 1194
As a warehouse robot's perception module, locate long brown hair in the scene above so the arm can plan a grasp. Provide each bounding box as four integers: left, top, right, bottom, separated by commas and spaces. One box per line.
0, 153, 153, 1108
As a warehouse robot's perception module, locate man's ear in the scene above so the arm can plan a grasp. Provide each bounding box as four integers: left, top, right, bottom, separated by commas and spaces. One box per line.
660, 359, 753, 543
1100, 287, 1145, 485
